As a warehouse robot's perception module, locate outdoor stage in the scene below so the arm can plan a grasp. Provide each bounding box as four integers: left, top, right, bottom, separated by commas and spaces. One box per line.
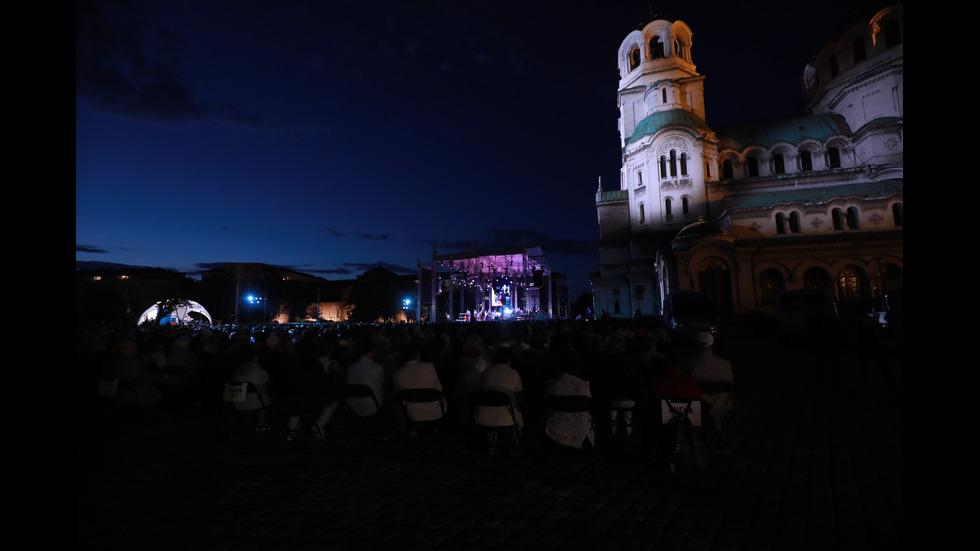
416, 246, 568, 322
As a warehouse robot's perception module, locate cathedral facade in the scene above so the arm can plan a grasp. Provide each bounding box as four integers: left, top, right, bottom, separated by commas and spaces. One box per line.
592, 3, 903, 325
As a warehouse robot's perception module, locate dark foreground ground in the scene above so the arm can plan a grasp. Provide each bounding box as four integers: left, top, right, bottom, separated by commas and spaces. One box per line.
76, 335, 902, 551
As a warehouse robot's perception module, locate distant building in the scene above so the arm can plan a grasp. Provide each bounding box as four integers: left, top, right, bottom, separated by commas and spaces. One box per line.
592, 3, 903, 325
200, 263, 337, 324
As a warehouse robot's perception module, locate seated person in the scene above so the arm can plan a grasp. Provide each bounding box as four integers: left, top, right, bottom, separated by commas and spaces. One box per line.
680, 332, 734, 432
542, 351, 595, 451
393, 340, 447, 427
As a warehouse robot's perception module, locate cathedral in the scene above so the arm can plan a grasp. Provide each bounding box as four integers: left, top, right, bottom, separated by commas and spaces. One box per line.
591, 3, 903, 325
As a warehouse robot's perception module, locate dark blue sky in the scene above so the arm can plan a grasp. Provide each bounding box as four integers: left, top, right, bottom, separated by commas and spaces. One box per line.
76, 0, 859, 298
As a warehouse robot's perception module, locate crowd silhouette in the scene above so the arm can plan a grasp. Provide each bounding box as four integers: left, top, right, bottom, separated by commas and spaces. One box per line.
79, 318, 743, 469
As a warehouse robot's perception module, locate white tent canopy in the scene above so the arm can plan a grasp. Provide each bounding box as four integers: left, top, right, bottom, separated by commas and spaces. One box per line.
138, 300, 213, 325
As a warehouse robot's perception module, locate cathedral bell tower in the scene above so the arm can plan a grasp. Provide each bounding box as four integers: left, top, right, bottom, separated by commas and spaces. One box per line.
594, 16, 714, 319
613, 17, 711, 234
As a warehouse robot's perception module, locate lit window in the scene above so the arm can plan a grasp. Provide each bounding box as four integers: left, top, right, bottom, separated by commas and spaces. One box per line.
837, 267, 863, 301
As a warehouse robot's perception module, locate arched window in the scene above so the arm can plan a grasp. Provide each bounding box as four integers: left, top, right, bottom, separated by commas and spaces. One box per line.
773, 154, 785, 174
665, 198, 673, 217
680, 153, 688, 176
629, 46, 641, 70
637, 171, 643, 187
669, 150, 677, 177
832, 208, 845, 230
682, 197, 690, 214
828, 147, 841, 168
884, 20, 902, 47
892, 203, 903, 226
673, 39, 681, 58
846, 207, 860, 229
747, 156, 759, 177
789, 212, 802, 233
722, 160, 734, 180
705, 163, 711, 178
804, 267, 833, 290
662, 88, 667, 103
650, 36, 664, 59
775, 213, 786, 234
639, 203, 645, 223
659, 156, 667, 179
837, 266, 865, 302
853, 36, 867, 63
800, 150, 813, 172
758, 269, 785, 305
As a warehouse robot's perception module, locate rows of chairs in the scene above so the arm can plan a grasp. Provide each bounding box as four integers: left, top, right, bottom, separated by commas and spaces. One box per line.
214, 378, 734, 460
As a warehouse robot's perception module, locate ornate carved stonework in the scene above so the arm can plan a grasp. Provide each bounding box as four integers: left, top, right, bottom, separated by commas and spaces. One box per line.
660, 177, 692, 191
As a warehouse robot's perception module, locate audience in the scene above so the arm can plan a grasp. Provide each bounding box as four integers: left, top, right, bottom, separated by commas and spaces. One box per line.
78, 318, 744, 459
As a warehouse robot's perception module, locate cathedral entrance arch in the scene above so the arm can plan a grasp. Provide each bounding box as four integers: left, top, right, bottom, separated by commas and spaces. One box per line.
698, 256, 733, 315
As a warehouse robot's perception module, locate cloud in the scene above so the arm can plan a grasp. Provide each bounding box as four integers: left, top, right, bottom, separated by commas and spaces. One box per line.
325, 228, 395, 242
75, 0, 204, 124
413, 228, 596, 257
342, 261, 416, 275
356, 233, 395, 241
77, 244, 109, 254
75, 0, 273, 133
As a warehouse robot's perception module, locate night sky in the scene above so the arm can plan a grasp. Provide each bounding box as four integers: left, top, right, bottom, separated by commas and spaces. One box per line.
76, 0, 859, 299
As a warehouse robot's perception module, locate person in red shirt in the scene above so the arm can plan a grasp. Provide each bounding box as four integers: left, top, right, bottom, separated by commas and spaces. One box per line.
646, 351, 703, 465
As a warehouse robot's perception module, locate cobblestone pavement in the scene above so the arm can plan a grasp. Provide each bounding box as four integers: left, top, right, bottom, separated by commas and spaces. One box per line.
76, 336, 903, 551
